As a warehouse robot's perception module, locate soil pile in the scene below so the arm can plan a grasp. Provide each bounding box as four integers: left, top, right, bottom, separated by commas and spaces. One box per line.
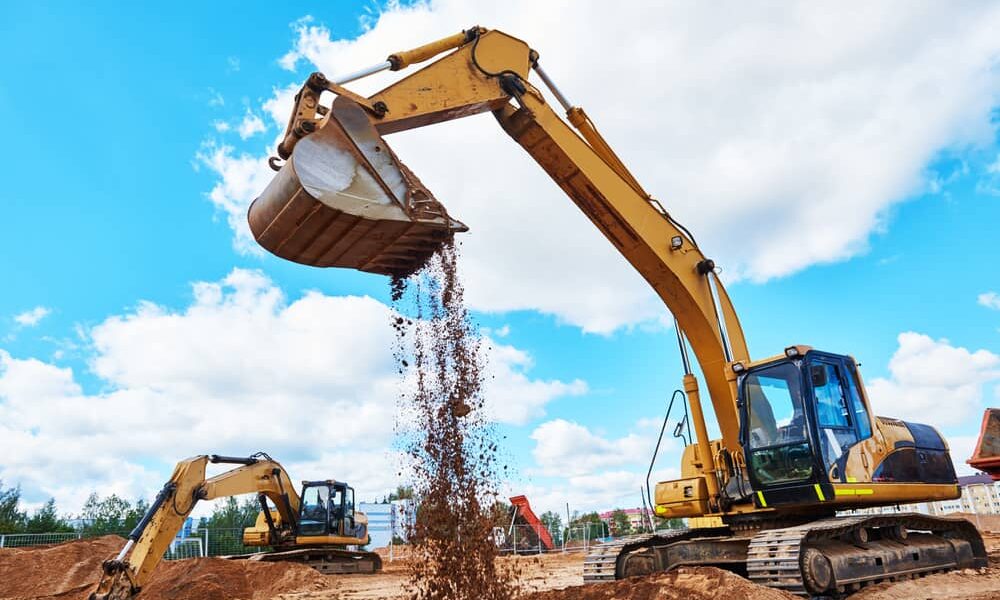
0, 535, 123, 599
140, 558, 330, 600
521, 567, 798, 600
391, 241, 515, 600
0, 536, 332, 600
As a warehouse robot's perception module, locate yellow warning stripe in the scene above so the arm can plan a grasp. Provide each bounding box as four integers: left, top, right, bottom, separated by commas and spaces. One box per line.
757, 491, 767, 507
834, 488, 874, 496
814, 484, 826, 501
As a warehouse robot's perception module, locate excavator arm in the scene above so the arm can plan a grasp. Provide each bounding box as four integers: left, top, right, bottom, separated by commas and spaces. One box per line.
252, 27, 748, 474
90, 453, 299, 600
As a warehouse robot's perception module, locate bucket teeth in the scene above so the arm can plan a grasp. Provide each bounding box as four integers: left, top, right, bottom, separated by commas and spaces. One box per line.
249, 97, 465, 277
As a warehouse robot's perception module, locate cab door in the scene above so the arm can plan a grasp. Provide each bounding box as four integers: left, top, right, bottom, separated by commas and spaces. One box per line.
808, 356, 870, 481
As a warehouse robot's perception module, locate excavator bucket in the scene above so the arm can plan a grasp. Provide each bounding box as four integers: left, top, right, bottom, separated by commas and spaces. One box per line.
968, 408, 1000, 480
249, 96, 466, 277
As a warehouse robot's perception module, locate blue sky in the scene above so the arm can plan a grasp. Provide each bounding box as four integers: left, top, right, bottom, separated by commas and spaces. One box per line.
2, 1, 999, 518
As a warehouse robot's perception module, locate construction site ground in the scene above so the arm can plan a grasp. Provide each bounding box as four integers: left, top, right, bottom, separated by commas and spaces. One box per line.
3, 516, 999, 600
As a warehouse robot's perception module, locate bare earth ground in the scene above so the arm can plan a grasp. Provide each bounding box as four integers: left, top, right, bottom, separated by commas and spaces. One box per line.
2, 518, 999, 599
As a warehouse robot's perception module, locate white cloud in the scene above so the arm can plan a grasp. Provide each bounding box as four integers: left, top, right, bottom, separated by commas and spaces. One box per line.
237, 111, 266, 140
515, 416, 684, 515
484, 343, 587, 425
978, 291, 1000, 310
201, 3, 1000, 333
13, 306, 51, 327
0, 269, 583, 513
212, 120, 231, 133
867, 332, 1000, 427
207, 88, 225, 108
195, 143, 275, 254
530, 419, 659, 477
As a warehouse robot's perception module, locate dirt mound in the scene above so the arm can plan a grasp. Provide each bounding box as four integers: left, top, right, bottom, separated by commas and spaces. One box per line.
520, 567, 798, 600
0, 536, 333, 600
0, 535, 123, 599
141, 558, 331, 600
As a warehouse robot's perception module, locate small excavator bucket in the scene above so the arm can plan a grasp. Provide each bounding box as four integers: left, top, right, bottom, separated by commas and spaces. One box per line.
249, 97, 466, 277
968, 408, 1000, 480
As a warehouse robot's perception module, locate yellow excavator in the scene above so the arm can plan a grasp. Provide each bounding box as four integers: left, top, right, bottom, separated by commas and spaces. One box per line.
249, 27, 986, 597
90, 453, 380, 600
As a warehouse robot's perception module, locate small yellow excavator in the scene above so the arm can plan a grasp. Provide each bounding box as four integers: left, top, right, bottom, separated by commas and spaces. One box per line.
250, 27, 986, 597
90, 453, 380, 600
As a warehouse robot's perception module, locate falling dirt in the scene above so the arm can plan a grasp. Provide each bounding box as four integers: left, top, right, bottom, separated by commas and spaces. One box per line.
390, 240, 515, 600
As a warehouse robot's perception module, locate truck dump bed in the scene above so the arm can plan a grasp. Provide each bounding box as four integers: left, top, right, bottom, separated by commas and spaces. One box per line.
968, 408, 1000, 480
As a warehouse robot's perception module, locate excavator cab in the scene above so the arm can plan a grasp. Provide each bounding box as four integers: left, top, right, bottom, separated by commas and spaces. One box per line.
739, 348, 956, 507
296, 481, 363, 540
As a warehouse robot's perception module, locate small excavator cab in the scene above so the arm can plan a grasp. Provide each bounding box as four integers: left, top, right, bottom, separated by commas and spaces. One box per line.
297, 481, 353, 538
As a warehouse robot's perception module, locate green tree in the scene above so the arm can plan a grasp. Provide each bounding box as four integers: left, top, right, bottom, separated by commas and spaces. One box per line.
0, 481, 26, 533
567, 511, 603, 541
205, 496, 260, 530
387, 485, 414, 501
610, 509, 632, 536
202, 496, 262, 556
80, 493, 149, 535
25, 498, 73, 533
488, 499, 512, 529
539, 511, 563, 543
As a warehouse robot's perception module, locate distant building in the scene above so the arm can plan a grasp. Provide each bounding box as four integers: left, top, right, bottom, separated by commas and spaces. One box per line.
358, 500, 413, 549
599, 508, 649, 534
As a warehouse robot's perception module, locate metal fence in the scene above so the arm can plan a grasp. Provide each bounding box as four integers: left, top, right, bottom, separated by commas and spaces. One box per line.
0, 528, 264, 559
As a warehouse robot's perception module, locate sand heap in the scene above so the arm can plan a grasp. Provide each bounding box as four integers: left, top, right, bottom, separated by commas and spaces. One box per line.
522, 567, 799, 600
391, 241, 515, 600
0, 536, 332, 600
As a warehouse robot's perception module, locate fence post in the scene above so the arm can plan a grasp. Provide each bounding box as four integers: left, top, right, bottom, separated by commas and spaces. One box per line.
1, 534, 5, 548
513, 525, 518, 556
205, 528, 210, 557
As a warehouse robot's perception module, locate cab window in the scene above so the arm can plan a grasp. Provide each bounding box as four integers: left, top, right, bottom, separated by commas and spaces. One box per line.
844, 365, 872, 440
329, 486, 344, 531
813, 363, 850, 428
299, 486, 329, 536
811, 361, 860, 472
743, 362, 814, 486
